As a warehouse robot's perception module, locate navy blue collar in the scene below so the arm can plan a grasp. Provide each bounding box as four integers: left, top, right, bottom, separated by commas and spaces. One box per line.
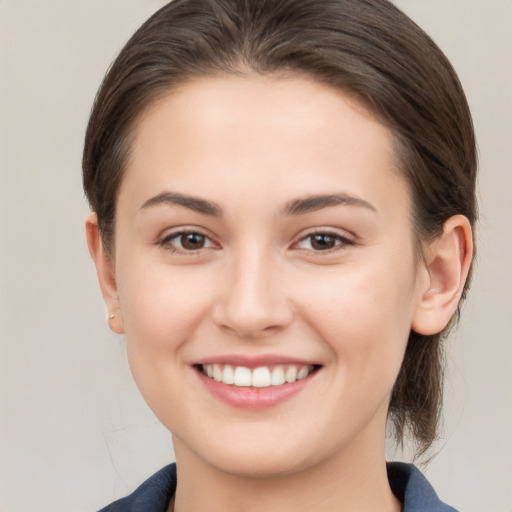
99, 462, 458, 511
387, 462, 458, 512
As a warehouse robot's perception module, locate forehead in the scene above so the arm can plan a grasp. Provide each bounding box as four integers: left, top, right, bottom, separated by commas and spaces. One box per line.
133, 74, 388, 157
121, 74, 409, 218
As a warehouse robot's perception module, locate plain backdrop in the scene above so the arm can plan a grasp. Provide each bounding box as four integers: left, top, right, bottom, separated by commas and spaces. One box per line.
1, 1, 511, 511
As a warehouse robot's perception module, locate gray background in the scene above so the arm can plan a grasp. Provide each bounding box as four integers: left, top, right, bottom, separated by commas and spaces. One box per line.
1, 1, 511, 510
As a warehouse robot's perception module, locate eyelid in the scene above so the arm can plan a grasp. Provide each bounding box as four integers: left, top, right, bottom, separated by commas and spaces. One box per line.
158, 227, 220, 254
155, 226, 355, 255
291, 228, 356, 252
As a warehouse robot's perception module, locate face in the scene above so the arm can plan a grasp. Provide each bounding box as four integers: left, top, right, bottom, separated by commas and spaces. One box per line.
105, 75, 429, 477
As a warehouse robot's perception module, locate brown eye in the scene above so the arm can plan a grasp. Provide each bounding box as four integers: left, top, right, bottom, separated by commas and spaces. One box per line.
161, 231, 215, 252
310, 234, 337, 250
295, 232, 353, 252
180, 232, 206, 250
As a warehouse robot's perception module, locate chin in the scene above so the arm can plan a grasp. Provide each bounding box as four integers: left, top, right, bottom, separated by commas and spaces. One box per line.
174, 425, 336, 480
206, 448, 314, 479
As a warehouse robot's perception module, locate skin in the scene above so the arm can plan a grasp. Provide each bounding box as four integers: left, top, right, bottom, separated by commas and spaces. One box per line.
87, 75, 472, 512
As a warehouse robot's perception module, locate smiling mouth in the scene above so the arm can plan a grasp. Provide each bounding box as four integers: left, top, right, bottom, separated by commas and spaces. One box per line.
197, 364, 320, 388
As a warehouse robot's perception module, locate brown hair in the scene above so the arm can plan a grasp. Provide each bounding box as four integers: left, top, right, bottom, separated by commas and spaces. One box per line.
83, 0, 477, 457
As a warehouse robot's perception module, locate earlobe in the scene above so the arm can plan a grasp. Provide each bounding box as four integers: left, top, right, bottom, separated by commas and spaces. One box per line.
85, 213, 125, 334
412, 215, 473, 336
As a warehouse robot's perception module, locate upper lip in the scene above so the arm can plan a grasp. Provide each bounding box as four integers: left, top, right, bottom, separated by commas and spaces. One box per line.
192, 354, 321, 368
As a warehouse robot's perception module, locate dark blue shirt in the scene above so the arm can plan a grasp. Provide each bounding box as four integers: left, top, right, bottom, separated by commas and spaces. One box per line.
99, 462, 458, 511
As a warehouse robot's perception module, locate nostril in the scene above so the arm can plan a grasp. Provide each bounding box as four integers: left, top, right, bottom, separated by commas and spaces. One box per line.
212, 299, 294, 339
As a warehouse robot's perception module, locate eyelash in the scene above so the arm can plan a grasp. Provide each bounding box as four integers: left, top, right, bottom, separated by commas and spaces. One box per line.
293, 231, 355, 253
159, 230, 218, 255
158, 229, 354, 255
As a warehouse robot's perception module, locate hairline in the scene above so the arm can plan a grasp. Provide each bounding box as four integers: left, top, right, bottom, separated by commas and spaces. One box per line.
103, 69, 426, 258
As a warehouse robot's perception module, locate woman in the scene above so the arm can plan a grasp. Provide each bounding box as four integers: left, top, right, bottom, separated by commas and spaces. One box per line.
83, 1, 476, 510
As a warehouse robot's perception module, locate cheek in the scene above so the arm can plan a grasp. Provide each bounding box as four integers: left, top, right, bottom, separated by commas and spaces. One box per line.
116, 261, 215, 360
114, 262, 219, 422
294, 259, 417, 379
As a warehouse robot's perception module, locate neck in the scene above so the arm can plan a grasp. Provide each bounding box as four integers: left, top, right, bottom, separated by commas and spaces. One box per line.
171, 433, 401, 512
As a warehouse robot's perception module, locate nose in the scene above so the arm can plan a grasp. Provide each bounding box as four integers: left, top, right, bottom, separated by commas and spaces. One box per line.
212, 248, 294, 339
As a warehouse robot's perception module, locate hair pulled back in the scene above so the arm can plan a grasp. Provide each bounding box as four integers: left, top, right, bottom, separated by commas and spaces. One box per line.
83, 0, 477, 458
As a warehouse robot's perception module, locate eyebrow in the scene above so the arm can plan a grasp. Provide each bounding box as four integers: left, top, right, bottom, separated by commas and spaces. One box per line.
282, 193, 377, 215
140, 191, 376, 217
140, 191, 223, 216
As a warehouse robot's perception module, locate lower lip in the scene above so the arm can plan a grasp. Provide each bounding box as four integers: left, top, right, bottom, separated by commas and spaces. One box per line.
195, 369, 316, 410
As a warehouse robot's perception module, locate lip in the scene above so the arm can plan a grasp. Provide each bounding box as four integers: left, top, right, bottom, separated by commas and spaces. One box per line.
193, 354, 320, 368
193, 356, 321, 410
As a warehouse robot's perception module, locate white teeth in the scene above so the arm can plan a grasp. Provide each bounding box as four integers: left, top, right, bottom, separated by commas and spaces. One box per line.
271, 366, 286, 386
285, 366, 297, 383
213, 364, 223, 382
252, 367, 271, 388
234, 366, 252, 386
222, 365, 234, 385
202, 364, 315, 387
297, 367, 309, 380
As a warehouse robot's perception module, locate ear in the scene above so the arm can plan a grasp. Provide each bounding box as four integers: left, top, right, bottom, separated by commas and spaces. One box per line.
412, 215, 473, 335
86, 213, 124, 334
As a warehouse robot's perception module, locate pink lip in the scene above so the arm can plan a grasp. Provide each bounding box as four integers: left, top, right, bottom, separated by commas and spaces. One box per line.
194, 365, 320, 410
194, 354, 319, 368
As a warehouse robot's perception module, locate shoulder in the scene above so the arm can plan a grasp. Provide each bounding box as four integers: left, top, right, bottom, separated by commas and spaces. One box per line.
97, 464, 177, 512
387, 462, 459, 512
